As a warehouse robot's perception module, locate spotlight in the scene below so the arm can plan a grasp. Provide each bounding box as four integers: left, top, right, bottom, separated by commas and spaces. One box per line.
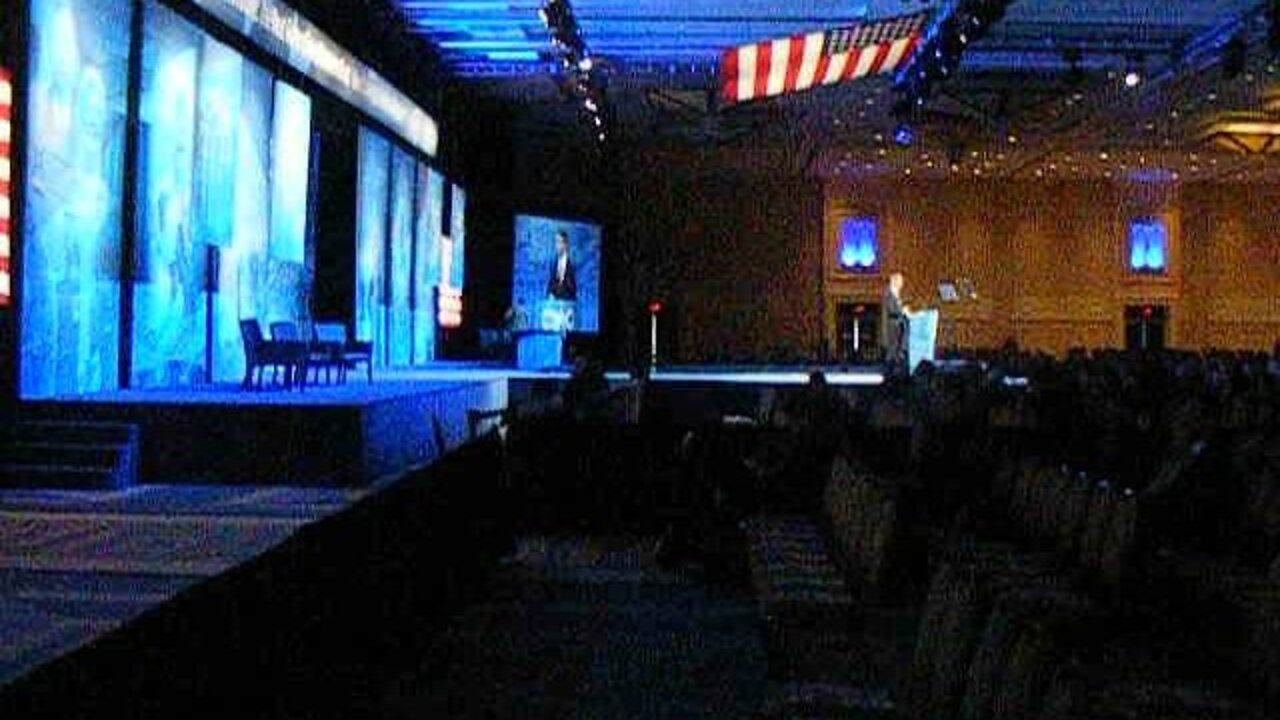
577, 56, 593, 72
1124, 55, 1143, 87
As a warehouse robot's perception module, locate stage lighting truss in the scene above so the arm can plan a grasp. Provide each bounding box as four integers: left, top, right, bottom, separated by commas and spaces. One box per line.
892, 0, 1014, 124
539, 0, 612, 145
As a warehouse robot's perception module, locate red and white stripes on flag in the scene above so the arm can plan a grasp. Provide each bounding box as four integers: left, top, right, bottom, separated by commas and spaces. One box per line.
720, 12, 928, 106
0, 65, 12, 305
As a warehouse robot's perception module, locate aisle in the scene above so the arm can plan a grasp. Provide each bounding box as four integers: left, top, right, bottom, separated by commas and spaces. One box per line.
378, 535, 768, 719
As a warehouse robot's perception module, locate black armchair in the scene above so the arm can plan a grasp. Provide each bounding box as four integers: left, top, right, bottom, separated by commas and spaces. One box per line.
272, 321, 344, 385
314, 322, 374, 383
239, 319, 308, 390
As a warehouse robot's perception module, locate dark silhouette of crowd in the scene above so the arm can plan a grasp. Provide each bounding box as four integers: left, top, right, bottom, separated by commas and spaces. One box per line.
498, 344, 1279, 717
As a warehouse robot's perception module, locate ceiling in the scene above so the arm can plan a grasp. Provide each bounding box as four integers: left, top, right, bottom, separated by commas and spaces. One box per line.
398, 1, 1260, 75
396, 0, 1280, 183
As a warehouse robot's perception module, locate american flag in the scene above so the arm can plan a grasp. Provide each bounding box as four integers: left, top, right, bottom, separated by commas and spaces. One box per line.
720, 11, 928, 106
0, 66, 11, 306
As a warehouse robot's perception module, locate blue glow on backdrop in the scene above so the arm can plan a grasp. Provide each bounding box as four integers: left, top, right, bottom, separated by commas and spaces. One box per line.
838, 217, 878, 272
212, 58, 272, 384
450, 184, 466, 291
134, 5, 206, 388
512, 215, 602, 333
22, 0, 131, 398
133, 2, 313, 387
1129, 218, 1168, 273
388, 149, 415, 366
269, 82, 311, 265
412, 165, 443, 363
356, 127, 390, 365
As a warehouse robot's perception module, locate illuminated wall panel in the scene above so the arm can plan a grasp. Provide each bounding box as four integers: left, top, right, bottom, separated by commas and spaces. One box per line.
449, 184, 466, 291
132, 4, 206, 387
133, 2, 313, 387
387, 148, 414, 366
837, 216, 879, 272
22, 0, 131, 397
211, 58, 273, 383
1129, 218, 1168, 273
355, 126, 389, 365
269, 80, 311, 265
411, 164, 442, 363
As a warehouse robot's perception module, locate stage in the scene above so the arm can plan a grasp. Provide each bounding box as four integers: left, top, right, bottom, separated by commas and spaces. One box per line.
25, 377, 508, 487
17, 362, 1002, 487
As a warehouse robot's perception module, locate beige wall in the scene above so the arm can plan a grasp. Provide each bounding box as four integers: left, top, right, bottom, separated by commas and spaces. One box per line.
824, 179, 1280, 354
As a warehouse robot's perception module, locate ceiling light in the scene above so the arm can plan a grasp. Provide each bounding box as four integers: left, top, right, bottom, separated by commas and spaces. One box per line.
1123, 55, 1144, 88
1200, 114, 1280, 153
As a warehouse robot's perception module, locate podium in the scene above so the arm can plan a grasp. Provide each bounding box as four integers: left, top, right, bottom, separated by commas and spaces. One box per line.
908, 308, 938, 372
515, 299, 576, 369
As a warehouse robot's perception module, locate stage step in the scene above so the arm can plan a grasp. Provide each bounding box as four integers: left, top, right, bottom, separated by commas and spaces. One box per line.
0, 421, 139, 490
5, 420, 138, 445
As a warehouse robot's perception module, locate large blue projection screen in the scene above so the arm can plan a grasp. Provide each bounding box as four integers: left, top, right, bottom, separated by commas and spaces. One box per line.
356, 127, 390, 365
22, 0, 131, 397
513, 215, 602, 333
412, 166, 443, 364
387, 148, 415, 366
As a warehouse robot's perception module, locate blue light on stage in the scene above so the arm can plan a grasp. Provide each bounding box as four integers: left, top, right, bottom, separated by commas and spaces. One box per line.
388, 148, 415, 366
1129, 218, 1167, 273
356, 127, 390, 365
412, 165, 443, 364
21, 0, 131, 397
512, 215, 602, 334
838, 217, 878, 272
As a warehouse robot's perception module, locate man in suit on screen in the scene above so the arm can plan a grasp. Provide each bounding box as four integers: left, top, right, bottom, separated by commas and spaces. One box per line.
881, 273, 909, 378
547, 230, 577, 301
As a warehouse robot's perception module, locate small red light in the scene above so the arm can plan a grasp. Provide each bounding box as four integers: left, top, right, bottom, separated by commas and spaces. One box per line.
1142, 305, 1153, 319
648, 300, 663, 313
854, 304, 865, 315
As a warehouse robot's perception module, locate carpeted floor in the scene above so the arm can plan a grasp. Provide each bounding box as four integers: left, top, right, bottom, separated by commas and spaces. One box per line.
0, 484, 366, 686
377, 535, 769, 719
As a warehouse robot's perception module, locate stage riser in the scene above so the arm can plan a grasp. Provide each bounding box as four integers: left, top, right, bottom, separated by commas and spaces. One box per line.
0, 422, 139, 490
24, 381, 507, 487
